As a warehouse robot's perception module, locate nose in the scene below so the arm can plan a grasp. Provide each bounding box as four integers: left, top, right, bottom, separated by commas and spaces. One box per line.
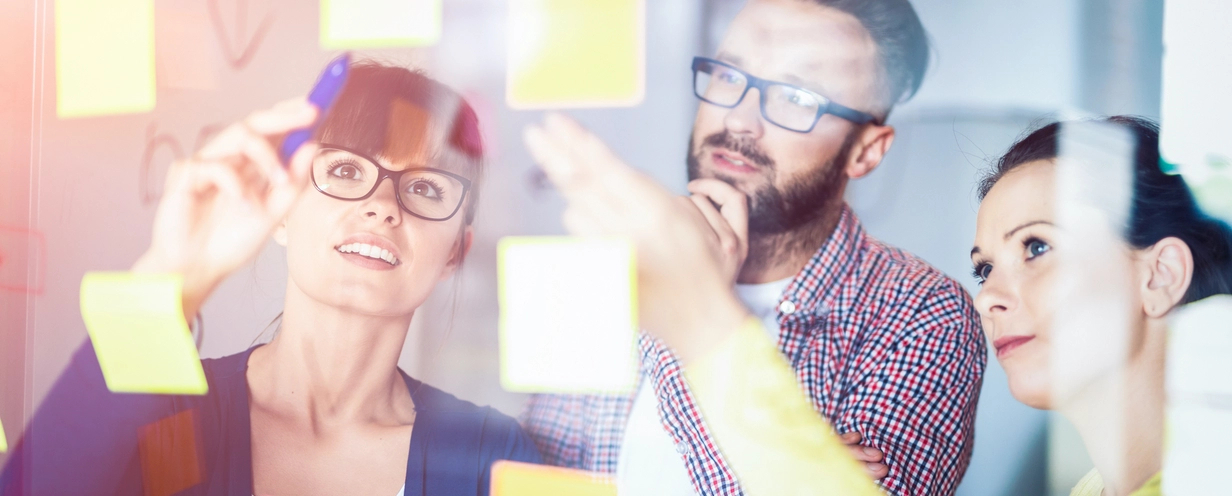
723, 87, 765, 139
974, 272, 1017, 319
360, 178, 403, 227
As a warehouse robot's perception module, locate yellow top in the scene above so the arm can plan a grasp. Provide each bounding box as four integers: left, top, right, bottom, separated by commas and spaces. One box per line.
682, 317, 881, 496
1070, 469, 1162, 496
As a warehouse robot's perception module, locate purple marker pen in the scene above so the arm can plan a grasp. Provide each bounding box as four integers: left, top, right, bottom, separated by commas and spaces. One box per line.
279, 52, 351, 165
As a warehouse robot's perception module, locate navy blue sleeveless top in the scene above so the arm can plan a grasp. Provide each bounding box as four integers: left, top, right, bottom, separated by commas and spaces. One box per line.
1, 342, 543, 495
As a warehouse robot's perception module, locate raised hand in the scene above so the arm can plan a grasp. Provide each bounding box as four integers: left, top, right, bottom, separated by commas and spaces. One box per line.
133, 99, 319, 319
523, 113, 749, 363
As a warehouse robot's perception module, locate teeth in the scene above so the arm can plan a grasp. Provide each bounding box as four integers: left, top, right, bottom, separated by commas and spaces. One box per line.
336, 243, 399, 266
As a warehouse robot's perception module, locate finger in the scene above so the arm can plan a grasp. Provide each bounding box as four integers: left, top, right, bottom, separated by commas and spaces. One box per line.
196, 102, 316, 160
540, 113, 629, 197
678, 197, 720, 243
285, 141, 319, 188
862, 445, 884, 462
233, 125, 288, 185
687, 194, 738, 250
523, 124, 591, 205
866, 462, 889, 479
840, 431, 863, 445
163, 159, 191, 197
265, 143, 320, 217
847, 444, 874, 462
522, 123, 613, 214
687, 179, 748, 249
271, 97, 311, 112
188, 160, 249, 203
242, 100, 317, 136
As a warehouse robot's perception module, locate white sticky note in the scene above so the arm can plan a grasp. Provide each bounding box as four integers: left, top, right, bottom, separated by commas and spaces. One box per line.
1164, 295, 1232, 496
1160, 0, 1232, 222
55, 0, 156, 118
507, 0, 645, 108
320, 0, 441, 49
498, 237, 637, 394
0, 413, 8, 452
80, 272, 208, 395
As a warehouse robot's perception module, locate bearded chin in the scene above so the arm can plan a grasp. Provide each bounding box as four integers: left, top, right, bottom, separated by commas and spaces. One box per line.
686, 133, 854, 236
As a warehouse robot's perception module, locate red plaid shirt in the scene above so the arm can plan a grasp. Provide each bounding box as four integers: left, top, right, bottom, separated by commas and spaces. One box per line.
521, 205, 986, 495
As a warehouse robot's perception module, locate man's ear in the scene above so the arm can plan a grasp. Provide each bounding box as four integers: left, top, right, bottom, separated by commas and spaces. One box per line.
273, 221, 289, 247
439, 226, 474, 283
846, 124, 895, 180
1140, 236, 1194, 318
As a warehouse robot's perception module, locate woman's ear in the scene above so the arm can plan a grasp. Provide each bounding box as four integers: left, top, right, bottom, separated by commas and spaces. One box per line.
1140, 236, 1194, 318
439, 226, 474, 282
272, 222, 289, 247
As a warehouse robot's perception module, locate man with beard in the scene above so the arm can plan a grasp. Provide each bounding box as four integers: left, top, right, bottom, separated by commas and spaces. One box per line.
521, 0, 986, 494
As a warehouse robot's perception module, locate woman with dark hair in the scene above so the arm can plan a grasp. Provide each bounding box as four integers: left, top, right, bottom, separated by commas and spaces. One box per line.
969, 116, 1232, 496
1, 61, 541, 495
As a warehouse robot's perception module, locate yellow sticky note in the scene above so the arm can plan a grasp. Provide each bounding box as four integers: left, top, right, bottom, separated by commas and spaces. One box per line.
55, 0, 156, 118
0, 414, 8, 452
507, 0, 645, 109
320, 0, 441, 49
497, 237, 637, 394
80, 272, 207, 395
491, 461, 615, 496
1164, 295, 1232, 496
684, 319, 882, 496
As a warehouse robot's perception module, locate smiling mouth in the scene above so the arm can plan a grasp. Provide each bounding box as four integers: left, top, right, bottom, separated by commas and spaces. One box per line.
335, 243, 400, 266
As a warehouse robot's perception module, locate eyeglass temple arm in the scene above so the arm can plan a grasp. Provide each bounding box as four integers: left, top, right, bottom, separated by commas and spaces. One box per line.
824, 102, 879, 125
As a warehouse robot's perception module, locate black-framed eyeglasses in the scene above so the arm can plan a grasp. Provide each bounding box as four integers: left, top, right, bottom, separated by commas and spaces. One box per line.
691, 57, 879, 132
311, 144, 472, 222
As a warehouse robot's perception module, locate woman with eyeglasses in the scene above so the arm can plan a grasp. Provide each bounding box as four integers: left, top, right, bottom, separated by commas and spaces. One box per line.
1, 61, 541, 496
970, 116, 1232, 496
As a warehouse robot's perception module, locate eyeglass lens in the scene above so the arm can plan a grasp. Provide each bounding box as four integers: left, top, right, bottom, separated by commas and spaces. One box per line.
312, 148, 466, 220
693, 60, 825, 132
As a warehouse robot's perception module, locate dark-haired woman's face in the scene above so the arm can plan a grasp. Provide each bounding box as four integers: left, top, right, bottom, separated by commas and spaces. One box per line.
275, 147, 471, 318
972, 159, 1147, 410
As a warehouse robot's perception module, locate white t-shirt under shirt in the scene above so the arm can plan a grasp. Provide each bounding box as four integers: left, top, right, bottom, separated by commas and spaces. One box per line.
616, 277, 793, 495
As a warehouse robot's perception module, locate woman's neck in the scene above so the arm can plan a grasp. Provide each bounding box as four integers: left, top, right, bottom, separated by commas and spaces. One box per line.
1060, 321, 1166, 496
249, 282, 416, 424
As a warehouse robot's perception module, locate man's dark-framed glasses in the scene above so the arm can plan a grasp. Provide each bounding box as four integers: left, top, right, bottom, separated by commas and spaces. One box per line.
691, 57, 879, 132
311, 144, 471, 222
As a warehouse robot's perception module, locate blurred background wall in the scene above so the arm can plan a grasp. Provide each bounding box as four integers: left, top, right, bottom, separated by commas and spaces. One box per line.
0, 1, 1166, 494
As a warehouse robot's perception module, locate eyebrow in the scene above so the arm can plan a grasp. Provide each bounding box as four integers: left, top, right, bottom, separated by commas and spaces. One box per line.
716, 52, 833, 99
715, 51, 744, 66
781, 73, 833, 99
1004, 220, 1053, 240
970, 220, 1055, 257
